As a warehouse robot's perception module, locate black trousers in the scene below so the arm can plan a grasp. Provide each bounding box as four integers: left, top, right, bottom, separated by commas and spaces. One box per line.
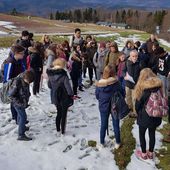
71, 76, 78, 95
33, 72, 41, 95
139, 126, 156, 153
56, 104, 68, 134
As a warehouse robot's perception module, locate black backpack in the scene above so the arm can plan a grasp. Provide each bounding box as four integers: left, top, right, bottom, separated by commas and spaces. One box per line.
110, 91, 130, 119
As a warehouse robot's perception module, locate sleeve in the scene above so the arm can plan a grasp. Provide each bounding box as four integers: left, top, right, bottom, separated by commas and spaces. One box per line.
46, 55, 54, 69
104, 52, 109, 67
95, 87, 99, 100
8, 79, 18, 97
3, 63, 13, 82
64, 76, 74, 96
93, 53, 97, 67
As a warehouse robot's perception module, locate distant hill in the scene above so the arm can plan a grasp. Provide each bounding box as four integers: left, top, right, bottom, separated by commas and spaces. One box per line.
0, 0, 170, 16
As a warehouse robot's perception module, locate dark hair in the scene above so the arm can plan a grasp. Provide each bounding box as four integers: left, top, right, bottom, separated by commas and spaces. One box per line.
23, 70, 35, 83
29, 33, 34, 39
72, 44, 80, 51
33, 41, 45, 58
86, 35, 92, 40
135, 41, 141, 48
11, 45, 25, 54
75, 28, 81, 33
22, 30, 29, 37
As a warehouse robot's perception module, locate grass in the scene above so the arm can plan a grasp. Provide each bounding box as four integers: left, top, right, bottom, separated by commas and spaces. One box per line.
0, 35, 69, 48
95, 35, 117, 42
156, 117, 170, 170
113, 117, 136, 170
159, 43, 170, 52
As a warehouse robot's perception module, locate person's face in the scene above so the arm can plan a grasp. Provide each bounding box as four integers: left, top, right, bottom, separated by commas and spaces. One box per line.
130, 53, 138, 63
99, 47, 105, 53
45, 36, 49, 42
75, 31, 81, 38
15, 51, 24, 60
127, 42, 132, 48
119, 54, 125, 61
86, 38, 92, 43
22, 36, 29, 40
77, 45, 80, 51
110, 46, 116, 53
106, 42, 111, 48
150, 34, 155, 42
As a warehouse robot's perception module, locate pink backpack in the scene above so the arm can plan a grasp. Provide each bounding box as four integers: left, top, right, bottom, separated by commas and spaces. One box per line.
145, 90, 168, 117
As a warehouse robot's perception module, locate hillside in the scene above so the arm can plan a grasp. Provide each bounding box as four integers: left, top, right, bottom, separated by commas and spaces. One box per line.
0, 0, 170, 16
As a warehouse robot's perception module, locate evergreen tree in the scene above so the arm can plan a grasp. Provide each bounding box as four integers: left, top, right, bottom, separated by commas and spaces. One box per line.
49, 12, 54, 20
10, 8, 18, 16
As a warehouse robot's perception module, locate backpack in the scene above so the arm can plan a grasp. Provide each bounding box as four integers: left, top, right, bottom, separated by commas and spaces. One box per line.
145, 90, 168, 117
0, 78, 16, 104
110, 91, 130, 119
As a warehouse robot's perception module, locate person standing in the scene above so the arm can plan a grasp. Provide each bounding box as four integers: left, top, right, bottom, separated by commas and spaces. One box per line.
3, 45, 26, 123
134, 68, 162, 160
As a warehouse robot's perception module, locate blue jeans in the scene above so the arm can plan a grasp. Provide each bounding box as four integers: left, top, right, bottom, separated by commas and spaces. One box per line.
100, 112, 121, 144
78, 72, 83, 87
14, 106, 27, 136
111, 114, 121, 144
157, 73, 168, 96
11, 103, 18, 123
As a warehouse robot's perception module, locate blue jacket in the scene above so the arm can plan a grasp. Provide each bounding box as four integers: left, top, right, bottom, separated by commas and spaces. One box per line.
3, 53, 25, 83
95, 77, 124, 113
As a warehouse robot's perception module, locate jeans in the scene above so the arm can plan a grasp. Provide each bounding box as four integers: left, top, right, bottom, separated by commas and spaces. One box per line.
14, 106, 27, 136
11, 103, 18, 123
139, 126, 156, 153
100, 111, 120, 144
111, 115, 121, 144
157, 73, 168, 96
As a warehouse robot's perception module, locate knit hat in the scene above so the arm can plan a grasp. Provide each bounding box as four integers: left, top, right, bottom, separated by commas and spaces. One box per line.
99, 42, 106, 48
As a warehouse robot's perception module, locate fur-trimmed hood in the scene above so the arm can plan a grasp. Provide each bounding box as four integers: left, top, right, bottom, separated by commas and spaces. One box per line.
96, 77, 118, 87
141, 77, 162, 90
46, 49, 55, 57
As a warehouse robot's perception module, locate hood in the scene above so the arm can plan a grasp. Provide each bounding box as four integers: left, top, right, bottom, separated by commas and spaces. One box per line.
141, 77, 162, 90
46, 68, 67, 77
46, 49, 55, 57
96, 77, 118, 87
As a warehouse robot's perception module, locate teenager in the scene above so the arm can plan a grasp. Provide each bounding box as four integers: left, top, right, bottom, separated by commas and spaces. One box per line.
134, 68, 162, 160
8, 70, 35, 141
47, 58, 73, 135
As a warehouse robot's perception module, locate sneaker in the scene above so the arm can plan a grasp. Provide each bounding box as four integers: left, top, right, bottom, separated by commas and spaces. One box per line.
115, 143, 121, 150
147, 151, 154, 159
97, 144, 105, 150
75, 95, 81, 99
135, 150, 148, 160
79, 86, 84, 92
26, 120, 29, 124
56, 131, 61, 137
17, 134, 32, 141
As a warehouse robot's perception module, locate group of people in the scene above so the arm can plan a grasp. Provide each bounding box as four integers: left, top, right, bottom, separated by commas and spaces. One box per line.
0, 28, 170, 162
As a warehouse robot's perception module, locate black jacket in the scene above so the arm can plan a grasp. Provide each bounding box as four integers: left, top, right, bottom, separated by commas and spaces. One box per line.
47, 68, 73, 106
135, 85, 162, 129
30, 52, 43, 74
124, 60, 140, 89
8, 77, 30, 108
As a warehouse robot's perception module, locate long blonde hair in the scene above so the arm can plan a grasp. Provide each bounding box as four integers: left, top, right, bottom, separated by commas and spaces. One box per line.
134, 68, 158, 100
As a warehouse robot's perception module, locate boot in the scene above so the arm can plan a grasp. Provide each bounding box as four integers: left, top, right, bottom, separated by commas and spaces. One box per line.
17, 134, 32, 141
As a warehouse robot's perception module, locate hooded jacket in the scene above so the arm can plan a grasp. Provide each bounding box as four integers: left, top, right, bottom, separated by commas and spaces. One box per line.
135, 77, 162, 128
47, 67, 73, 106
95, 77, 124, 113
